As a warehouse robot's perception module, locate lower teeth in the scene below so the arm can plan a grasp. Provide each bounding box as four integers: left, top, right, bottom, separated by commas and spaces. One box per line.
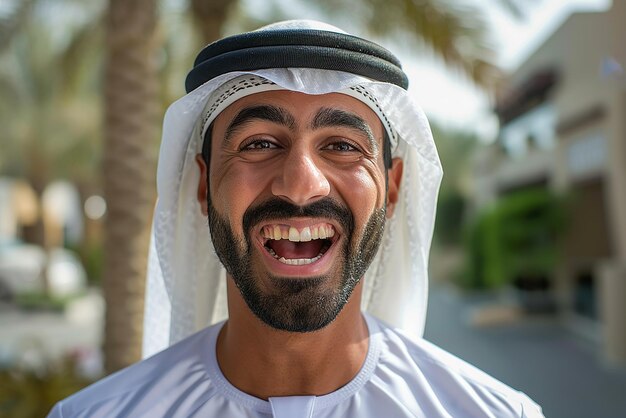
278, 255, 322, 265
266, 244, 328, 265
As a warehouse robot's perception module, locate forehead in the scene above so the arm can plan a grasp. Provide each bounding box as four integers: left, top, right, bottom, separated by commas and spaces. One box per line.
211, 90, 383, 132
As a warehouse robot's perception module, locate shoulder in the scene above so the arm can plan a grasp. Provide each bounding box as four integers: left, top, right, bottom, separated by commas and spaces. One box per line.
47, 324, 221, 418
368, 316, 544, 418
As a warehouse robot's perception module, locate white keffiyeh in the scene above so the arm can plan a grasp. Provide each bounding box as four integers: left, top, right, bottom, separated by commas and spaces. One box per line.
142, 20, 442, 358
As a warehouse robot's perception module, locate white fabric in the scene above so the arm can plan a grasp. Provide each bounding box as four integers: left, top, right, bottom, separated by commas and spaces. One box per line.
270, 396, 315, 418
197, 76, 399, 151
143, 20, 443, 357
48, 314, 544, 418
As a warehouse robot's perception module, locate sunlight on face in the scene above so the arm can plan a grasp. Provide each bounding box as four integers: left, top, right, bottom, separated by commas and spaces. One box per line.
205, 91, 391, 331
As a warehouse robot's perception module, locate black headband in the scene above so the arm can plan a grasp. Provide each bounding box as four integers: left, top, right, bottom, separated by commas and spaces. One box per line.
185, 29, 409, 93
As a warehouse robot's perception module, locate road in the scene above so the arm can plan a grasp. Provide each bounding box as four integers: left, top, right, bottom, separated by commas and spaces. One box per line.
424, 284, 626, 418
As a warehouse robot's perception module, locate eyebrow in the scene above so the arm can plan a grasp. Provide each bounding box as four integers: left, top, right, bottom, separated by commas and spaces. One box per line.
225, 105, 296, 144
311, 107, 378, 151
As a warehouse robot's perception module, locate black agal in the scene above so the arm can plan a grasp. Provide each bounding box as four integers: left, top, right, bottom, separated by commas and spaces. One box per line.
185, 29, 408, 93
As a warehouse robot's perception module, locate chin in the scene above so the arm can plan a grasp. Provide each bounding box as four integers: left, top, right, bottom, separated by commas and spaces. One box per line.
234, 257, 358, 333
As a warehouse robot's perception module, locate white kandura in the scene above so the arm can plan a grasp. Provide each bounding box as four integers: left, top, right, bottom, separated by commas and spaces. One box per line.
47, 314, 543, 418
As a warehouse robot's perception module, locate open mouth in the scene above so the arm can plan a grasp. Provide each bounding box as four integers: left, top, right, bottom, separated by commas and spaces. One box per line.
260, 223, 338, 266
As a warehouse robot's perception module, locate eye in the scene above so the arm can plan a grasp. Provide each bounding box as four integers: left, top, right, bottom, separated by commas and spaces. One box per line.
241, 138, 279, 151
323, 140, 359, 152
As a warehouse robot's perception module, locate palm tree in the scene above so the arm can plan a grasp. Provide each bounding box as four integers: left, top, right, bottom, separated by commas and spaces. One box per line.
0, 0, 103, 279
189, 0, 234, 44
101, 0, 158, 373
0, 1, 103, 184
0, 0, 151, 375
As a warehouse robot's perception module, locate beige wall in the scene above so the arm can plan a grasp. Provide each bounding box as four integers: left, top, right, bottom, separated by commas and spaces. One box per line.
491, 6, 626, 261
478, 4, 626, 363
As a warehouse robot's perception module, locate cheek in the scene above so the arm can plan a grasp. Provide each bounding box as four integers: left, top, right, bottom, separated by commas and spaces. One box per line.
336, 165, 386, 219
210, 162, 272, 224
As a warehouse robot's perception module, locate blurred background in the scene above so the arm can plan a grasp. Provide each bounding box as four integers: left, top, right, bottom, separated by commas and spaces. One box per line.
1, 0, 625, 417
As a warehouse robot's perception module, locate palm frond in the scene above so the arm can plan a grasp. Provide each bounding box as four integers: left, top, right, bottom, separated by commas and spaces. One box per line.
58, 16, 104, 99
0, 0, 35, 52
189, 0, 238, 43
317, 0, 501, 88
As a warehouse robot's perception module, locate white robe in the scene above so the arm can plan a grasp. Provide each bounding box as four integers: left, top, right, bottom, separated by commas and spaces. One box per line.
47, 314, 544, 417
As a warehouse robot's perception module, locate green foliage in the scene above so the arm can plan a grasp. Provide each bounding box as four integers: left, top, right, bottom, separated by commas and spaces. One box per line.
430, 122, 478, 247
67, 242, 103, 285
430, 123, 478, 193
435, 191, 466, 246
0, 0, 104, 186
14, 291, 82, 312
0, 356, 95, 418
460, 188, 567, 290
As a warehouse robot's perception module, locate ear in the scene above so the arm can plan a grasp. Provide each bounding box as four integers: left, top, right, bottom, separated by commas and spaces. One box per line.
195, 154, 209, 216
386, 157, 403, 218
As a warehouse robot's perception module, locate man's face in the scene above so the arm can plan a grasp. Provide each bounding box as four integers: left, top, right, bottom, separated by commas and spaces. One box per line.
200, 90, 401, 332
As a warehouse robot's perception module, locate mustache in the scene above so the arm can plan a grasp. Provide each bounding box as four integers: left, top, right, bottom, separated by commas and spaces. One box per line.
242, 197, 354, 237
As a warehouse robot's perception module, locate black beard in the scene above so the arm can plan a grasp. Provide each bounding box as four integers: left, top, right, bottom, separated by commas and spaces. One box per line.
207, 197, 386, 332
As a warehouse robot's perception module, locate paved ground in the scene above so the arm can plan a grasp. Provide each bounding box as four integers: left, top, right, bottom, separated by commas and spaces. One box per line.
424, 284, 626, 418
0, 291, 102, 368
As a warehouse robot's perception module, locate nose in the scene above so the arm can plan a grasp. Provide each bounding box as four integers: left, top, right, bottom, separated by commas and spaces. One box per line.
271, 150, 331, 206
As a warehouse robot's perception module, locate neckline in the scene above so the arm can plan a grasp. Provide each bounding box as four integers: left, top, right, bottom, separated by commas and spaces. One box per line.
202, 313, 382, 414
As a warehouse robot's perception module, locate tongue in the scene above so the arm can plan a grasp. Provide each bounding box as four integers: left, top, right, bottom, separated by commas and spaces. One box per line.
268, 240, 324, 259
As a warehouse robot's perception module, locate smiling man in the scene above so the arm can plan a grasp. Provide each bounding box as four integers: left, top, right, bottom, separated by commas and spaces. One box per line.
203, 90, 398, 339
48, 21, 544, 418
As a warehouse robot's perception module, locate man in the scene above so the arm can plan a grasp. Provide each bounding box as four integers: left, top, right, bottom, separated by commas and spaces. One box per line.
49, 20, 544, 417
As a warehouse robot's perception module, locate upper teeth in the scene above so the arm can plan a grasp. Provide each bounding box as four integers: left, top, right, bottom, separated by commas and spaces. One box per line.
262, 224, 335, 242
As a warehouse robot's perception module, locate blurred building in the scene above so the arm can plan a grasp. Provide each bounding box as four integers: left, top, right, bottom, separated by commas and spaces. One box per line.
471, 1, 626, 363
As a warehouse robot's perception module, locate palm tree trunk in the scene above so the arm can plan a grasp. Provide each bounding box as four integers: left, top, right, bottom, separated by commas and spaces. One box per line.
190, 0, 235, 44
102, 0, 158, 374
